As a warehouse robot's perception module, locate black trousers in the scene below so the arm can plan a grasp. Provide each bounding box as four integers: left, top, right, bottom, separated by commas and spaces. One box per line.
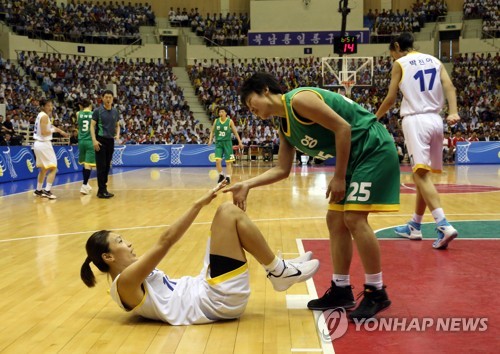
95, 137, 114, 193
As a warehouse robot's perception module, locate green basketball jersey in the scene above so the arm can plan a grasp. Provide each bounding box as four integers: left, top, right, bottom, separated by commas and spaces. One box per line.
78, 110, 94, 141
280, 87, 377, 160
215, 117, 231, 142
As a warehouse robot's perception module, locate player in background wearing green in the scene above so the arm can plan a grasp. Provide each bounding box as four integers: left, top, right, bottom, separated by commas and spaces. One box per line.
208, 107, 243, 184
225, 72, 400, 320
77, 99, 96, 195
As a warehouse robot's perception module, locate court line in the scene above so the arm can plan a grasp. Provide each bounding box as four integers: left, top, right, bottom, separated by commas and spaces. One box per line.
0, 167, 144, 198
2, 215, 500, 244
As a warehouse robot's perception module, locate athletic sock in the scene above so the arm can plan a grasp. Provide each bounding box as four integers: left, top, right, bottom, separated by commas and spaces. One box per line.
365, 272, 383, 290
412, 213, 423, 224
332, 274, 350, 287
264, 256, 284, 275
45, 183, 52, 192
431, 208, 446, 224
37, 182, 43, 191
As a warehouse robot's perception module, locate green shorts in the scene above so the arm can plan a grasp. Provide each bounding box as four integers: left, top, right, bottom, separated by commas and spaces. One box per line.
78, 139, 96, 166
329, 122, 400, 212
215, 140, 235, 162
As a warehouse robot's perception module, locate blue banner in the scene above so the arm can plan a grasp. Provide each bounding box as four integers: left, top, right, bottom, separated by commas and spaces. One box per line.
0, 146, 37, 183
247, 30, 370, 46
456, 141, 500, 164
55, 145, 82, 174
0, 145, 83, 183
109, 144, 217, 167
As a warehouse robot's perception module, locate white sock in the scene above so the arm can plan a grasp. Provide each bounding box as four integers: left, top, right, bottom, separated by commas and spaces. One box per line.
45, 183, 52, 192
412, 213, 423, 224
431, 208, 446, 223
37, 182, 43, 191
264, 256, 284, 275
219, 172, 225, 177
365, 272, 383, 290
332, 274, 350, 287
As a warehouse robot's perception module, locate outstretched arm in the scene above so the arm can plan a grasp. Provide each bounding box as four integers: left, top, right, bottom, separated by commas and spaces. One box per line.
117, 182, 226, 302
224, 133, 295, 210
375, 61, 402, 120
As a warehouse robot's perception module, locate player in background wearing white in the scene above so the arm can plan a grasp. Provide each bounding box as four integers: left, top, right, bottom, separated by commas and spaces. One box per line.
33, 99, 69, 199
376, 32, 461, 249
80, 182, 319, 325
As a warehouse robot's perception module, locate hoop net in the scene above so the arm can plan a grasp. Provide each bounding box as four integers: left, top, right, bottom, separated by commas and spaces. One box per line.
341, 80, 356, 98
171, 144, 184, 165
456, 142, 471, 163
112, 145, 126, 166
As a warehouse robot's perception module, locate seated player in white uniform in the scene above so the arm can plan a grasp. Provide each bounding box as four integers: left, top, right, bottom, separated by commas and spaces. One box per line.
81, 182, 319, 325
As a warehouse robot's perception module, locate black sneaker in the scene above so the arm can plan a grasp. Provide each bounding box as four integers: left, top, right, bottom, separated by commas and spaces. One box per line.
348, 284, 391, 321
41, 190, 57, 199
33, 190, 43, 197
307, 281, 356, 311
217, 174, 225, 183
225, 176, 231, 184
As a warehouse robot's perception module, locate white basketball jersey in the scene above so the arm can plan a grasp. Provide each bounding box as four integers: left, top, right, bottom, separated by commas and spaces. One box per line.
110, 266, 250, 325
33, 112, 53, 141
397, 52, 444, 117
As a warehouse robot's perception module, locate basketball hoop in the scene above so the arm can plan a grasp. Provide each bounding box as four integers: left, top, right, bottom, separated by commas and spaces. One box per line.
341, 80, 355, 97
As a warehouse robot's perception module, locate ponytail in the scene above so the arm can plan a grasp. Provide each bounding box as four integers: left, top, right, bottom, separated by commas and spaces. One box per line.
81, 230, 112, 288
81, 257, 96, 287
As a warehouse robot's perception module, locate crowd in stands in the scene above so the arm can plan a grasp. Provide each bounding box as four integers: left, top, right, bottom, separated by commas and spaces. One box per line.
12, 51, 210, 145
0, 0, 155, 44
168, 7, 250, 46
187, 52, 499, 162
463, 0, 499, 38
366, 1, 447, 43
1, 47, 498, 160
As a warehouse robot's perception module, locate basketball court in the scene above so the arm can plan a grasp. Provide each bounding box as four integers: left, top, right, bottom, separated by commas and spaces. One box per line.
1, 163, 499, 353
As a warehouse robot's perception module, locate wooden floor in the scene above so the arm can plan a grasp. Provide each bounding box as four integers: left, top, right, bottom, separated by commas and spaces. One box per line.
1, 163, 499, 354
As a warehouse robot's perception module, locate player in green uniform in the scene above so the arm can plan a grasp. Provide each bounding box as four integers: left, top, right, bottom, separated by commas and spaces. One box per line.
77, 99, 96, 195
225, 73, 400, 320
209, 107, 243, 184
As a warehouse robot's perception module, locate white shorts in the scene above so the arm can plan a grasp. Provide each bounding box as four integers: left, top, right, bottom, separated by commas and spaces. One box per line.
33, 140, 57, 169
198, 239, 250, 321
402, 113, 443, 173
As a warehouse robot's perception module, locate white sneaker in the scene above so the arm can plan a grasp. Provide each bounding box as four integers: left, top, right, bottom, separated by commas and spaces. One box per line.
394, 221, 423, 240
41, 190, 57, 199
80, 185, 89, 195
278, 251, 313, 263
267, 259, 320, 292
433, 220, 458, 249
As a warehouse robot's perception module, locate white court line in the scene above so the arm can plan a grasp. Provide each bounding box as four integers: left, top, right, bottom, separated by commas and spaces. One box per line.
291, 349, 323, 352
285, 240, 335, 354
2, 216, 500, 244
0, 168, 143, 198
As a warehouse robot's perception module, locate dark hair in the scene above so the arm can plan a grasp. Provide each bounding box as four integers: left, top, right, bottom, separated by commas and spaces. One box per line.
102, 89, 114, 97
218, 106, 227, 114
81, 230, 111, 287
39, 98, 53, 108
79, 98, 91, 108
389, 32, 414, 52
240, 72, 283, 109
